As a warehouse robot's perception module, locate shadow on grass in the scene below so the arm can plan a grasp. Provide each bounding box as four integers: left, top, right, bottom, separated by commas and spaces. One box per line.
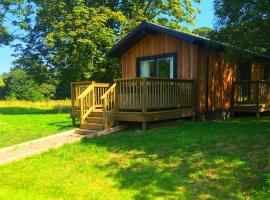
0, 107, 70, 115
81, 118, 270, 199
47, 121, 79, 130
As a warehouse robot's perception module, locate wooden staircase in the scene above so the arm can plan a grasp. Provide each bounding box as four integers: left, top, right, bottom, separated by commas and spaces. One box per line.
71, 81, 116, 135
79, 109, 104, 134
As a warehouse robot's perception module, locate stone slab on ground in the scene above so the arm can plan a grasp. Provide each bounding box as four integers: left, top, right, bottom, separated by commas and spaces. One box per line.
0, 125, 128, 166
0, 129, 83, 166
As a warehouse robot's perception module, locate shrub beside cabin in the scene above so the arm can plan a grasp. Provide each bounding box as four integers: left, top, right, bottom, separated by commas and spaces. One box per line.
71, 21, 270, 133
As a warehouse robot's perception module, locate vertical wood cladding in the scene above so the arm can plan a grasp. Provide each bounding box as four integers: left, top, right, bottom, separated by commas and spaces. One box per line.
120, 33, 270, 113
121, 34, 198, 80
207, 53, 237, 111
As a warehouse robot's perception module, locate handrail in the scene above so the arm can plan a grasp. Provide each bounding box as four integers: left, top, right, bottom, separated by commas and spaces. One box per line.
75, 81, 110, 125
100, 83, 116, 100
232, 80, 270, 107
101, 84, 117, 129
77, 84, 94, 100
114, 77, 194, 82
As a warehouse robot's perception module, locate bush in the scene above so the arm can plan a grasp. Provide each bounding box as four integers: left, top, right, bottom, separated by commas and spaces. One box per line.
1, 69, 46, 101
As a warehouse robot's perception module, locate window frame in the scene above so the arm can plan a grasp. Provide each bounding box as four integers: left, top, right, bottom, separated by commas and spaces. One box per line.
263, 65, 270, 81
136, 52, 177, 79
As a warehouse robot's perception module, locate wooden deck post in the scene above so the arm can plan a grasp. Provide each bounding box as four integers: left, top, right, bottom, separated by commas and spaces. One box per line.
72, 118, 76, 126
142, 122, 147, 131
230, 82, 235, 118
256, 81, 260, 118
141, 78, 148, 131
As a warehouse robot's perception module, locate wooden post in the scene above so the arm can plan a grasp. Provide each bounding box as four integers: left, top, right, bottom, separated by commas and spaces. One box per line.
92, 81, 96, 107
72, 118, 76, 126
141, 78, 148, 130
230, 82, 235, 118
142, 122, 147, 131
256, 81, 260, 118
79, 99, 83, 126
192, 80, 197, 111
114, 80, 119, 112
71, 83, 75, 126
71, 83, 74, 109
103, 97, 108, 130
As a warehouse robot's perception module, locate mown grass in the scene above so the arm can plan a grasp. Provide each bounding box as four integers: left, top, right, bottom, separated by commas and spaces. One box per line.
0, 100, 74, 148
0, 117, 269, 199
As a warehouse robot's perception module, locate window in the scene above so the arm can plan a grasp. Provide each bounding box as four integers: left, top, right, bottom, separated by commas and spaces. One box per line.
263, 65, 270, 80
137, 53, 176, 79
237, 61, 251, 80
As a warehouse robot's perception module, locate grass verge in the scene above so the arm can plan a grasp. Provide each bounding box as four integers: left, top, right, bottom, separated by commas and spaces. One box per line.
0, 117, 269, 199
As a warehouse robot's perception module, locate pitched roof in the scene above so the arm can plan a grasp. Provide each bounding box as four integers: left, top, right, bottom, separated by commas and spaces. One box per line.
106, 21, 270, 60
106, 21, 211, 58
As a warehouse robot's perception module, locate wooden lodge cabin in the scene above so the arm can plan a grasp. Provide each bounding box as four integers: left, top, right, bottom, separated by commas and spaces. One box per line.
71, 21, 270, 133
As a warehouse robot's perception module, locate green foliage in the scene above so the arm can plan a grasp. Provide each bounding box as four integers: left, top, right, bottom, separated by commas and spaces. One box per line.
192, 27, 212, 37
0, 0, 32, 46
1, 69, 52, 101
0, 77, 4, 87
11, 0, 201, 98
213, 0, 270, 59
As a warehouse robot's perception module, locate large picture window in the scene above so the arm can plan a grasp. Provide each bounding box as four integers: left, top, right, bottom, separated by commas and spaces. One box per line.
137, 53, 176, 79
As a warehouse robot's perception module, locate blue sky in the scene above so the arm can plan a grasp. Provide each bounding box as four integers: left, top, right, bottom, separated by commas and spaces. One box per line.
0, 0, 214, 75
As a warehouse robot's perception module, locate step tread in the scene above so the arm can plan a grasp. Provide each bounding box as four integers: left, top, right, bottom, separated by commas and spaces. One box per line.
85, 123, 103, 126
86, 116, 103, 119
92, 109, 103, 112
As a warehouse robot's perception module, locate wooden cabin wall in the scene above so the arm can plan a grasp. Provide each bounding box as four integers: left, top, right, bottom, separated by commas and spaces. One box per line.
197, 46, 207, 112
121, 34, 198, 80
207, 53, 237, 111
197, 50, 237, 113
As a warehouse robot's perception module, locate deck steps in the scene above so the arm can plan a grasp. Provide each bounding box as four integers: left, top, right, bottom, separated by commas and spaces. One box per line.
80, 123, 104, 130
75, 129, 99, 136
77, 109, 105, 134
86, 117, 103, 124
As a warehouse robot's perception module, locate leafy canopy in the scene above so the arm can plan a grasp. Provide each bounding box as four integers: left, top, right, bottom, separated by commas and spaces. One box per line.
213, 0, 270, 59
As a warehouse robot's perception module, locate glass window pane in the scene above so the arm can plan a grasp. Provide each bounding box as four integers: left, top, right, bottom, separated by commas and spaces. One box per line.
140, 60, 155, 77
157, 57, 174, 78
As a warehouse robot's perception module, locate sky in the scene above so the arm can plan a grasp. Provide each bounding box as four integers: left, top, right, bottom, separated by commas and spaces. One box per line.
0, 0, 214, 75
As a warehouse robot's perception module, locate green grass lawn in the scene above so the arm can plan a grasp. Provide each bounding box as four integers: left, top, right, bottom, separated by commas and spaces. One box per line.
0, 117, 269, 199
0, 106, 74, 148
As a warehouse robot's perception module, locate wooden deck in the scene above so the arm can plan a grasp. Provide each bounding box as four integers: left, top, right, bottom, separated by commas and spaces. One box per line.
71, 78, 196, 131
231, 80, 270, 117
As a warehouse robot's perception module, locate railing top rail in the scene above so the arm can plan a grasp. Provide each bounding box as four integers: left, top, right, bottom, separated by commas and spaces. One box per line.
114, 77, 195, 82
94, 83, 110, 87
71, 81, 93, 85
114, 78, 143, 81
233, 80, 270, 84
100, 83, 116, 100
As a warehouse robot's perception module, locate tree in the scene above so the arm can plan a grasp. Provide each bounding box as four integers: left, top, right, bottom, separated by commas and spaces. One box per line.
10, 0, 202, 98
1, 69, 47, 101
192, 27, 212, 38
0, 0, 32, 46
213, 0, 270, 59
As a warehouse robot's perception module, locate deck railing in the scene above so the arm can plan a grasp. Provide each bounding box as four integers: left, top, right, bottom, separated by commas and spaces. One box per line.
114, 78, 196, 112
72, 81, 109, 124
71, 81, 93, 110
232, 80, 270, 106
100, 83, 116, 129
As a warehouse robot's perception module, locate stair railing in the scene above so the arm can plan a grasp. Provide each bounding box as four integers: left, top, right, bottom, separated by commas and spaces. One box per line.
100, 83, 117, 129
77, 81, 109, 125
77, 82, 95, 125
